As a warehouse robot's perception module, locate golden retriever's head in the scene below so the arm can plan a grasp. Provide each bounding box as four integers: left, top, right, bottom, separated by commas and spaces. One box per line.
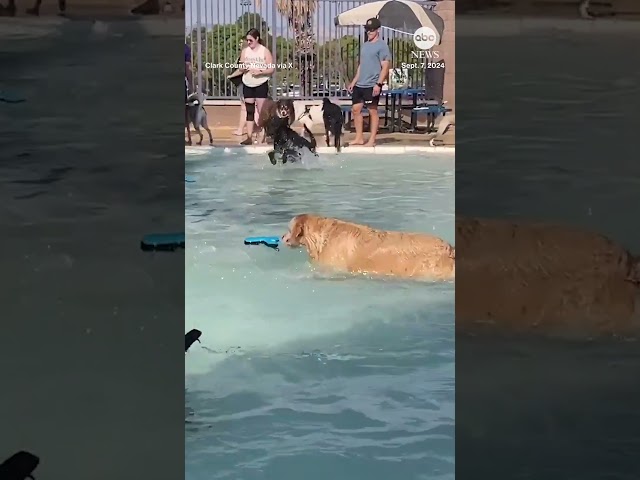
282, 214, 316, 247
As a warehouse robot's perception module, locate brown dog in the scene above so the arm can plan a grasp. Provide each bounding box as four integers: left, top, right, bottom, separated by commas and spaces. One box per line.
257, 98, 295, 144
282, 214, 455, 280
455, 216, 640, 338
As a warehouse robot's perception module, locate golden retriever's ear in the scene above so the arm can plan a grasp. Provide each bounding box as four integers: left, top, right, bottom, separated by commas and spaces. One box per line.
291, 215, 307, 239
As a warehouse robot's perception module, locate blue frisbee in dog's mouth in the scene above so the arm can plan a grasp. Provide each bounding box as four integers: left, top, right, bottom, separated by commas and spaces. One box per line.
244, 236, 280, 250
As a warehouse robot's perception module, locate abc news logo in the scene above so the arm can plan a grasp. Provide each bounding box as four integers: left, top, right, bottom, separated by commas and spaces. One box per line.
413, 27, 437, 50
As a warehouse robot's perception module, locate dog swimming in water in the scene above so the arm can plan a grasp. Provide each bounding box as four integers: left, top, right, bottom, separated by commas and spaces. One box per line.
257, 97, 295, 144
267, 117, 318, 165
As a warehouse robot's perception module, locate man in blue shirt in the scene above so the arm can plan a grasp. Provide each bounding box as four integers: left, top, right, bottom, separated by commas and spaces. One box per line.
347, 17, 392, 147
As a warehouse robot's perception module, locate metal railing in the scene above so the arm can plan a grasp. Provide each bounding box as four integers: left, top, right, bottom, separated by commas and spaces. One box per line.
185, 0, 440, 100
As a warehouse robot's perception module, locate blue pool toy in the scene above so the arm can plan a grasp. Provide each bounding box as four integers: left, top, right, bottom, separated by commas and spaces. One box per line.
0, 91, 26, 104
244, 236, 280, 250
141, 232, 185, 251
185, 175, 196, 183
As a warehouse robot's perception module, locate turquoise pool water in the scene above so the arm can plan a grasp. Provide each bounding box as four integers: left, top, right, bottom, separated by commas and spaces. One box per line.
185, 149, 455, 480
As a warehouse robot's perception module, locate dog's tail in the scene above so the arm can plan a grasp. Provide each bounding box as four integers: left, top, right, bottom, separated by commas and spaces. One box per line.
304, 124, 317, 151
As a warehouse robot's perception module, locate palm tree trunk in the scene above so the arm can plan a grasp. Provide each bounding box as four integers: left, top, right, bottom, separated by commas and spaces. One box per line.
293, 15, 315, 98
298, 52, 315, 98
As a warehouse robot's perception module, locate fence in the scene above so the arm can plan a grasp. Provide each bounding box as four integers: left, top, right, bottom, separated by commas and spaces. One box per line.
185, 0, 441, 101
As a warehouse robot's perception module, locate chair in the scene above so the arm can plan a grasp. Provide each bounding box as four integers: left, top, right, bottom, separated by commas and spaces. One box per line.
411, 59, 451, 131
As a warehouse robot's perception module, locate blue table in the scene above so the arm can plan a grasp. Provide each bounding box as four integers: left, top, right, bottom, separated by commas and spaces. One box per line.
381, 88, 426, 133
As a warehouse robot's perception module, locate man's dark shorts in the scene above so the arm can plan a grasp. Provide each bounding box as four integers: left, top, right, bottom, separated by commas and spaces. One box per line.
352, 86, 381, 107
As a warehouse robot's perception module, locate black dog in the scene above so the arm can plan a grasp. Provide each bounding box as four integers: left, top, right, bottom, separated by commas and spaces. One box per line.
267, 118, 317, 165
185, 329, 202, 353
186, 93, 213, 146
0, 451, 39, 480
322, 98, 343, 153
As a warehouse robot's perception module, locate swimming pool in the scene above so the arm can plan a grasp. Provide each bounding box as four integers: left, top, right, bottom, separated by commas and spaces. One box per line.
185, 149, 455, 480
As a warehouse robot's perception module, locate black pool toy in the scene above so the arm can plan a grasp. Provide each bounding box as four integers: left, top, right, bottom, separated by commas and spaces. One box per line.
0, 91, 26, 104
185, 329, 202, 352
0, 450, 40, 480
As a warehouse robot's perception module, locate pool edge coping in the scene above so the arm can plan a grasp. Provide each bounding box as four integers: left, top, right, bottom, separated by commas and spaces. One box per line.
186, 145, 455, 155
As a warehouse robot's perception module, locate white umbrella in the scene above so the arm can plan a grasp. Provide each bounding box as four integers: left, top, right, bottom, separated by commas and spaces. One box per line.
334, 0, 444, 45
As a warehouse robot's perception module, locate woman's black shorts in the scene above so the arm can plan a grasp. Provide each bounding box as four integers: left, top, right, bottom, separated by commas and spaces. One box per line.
242, 81, 269, 99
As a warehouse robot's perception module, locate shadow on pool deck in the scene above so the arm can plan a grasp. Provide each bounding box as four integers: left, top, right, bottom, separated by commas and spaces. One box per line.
186, 105, 455, 148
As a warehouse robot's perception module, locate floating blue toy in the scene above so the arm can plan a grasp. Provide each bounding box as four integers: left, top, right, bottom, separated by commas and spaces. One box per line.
244, 236, 280, 250
185, 175, 196, 183
141, 232, 185, 251
0, 91, 26, 103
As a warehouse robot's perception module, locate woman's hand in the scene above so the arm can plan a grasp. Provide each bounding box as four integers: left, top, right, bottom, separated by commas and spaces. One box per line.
249, 69, 264, 76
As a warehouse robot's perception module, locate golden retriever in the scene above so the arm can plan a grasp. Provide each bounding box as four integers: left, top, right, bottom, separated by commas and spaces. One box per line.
456, 216, 640, 338
282, 214, 455, 280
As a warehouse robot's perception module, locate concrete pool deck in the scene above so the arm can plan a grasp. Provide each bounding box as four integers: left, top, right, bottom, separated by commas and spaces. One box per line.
186, 105, 456, 151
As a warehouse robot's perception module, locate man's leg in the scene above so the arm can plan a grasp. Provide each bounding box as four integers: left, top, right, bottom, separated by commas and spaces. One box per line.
363, 89, 381, 147
350, 87, 365, 145
352, 103, 366, 144
366, 106, 380, 147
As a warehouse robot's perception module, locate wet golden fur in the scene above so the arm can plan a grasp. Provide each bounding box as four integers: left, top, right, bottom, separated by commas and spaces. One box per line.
456, 216, 640, 338
282, 214, 455, 280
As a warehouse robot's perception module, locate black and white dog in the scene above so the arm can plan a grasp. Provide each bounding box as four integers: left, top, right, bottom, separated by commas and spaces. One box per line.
267, 117, 317, 165
186, 93, 213, 146
321, 98, 343, 153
